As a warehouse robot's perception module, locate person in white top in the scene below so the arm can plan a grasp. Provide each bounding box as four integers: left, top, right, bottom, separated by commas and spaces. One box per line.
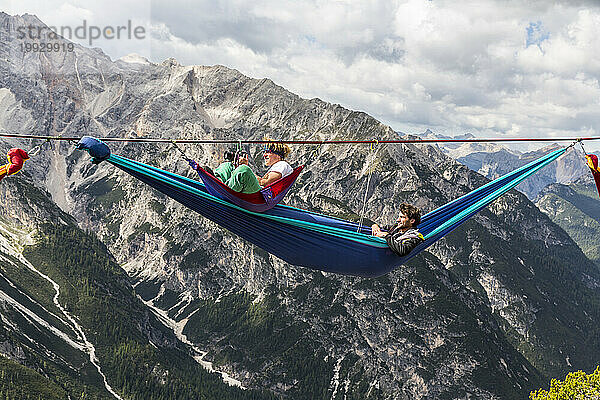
255, 142, 293, 186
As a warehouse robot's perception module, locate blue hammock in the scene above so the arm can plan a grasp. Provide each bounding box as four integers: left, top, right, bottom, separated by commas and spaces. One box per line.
78, 138, 565, 277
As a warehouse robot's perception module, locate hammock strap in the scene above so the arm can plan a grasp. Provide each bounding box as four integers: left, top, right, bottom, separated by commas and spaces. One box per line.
27, 138, 50, 157
171, 140, 192, 162
27, 135, 72, 156
357, 141, 379, 231
579, 139, 588, 156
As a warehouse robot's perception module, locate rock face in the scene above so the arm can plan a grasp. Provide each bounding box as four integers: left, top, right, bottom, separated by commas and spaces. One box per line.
0, 172, 272, 399
1, 12, 600, 399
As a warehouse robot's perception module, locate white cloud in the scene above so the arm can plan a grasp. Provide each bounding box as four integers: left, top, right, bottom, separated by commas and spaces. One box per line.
4, 0, 600, 151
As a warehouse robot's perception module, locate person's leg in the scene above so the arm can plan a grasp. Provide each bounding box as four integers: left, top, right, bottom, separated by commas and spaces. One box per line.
214, 161, 234, 182
225, 165, 262, 193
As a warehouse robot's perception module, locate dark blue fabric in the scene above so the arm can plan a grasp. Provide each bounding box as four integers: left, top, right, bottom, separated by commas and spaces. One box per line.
77, 136, 111, 163
110, 158, 401, 276
103, 148, 563, 277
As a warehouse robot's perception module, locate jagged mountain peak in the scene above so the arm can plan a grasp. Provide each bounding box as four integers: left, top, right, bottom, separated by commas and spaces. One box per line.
0, 12, 139, 80
1, 13, 600, 399
0, 12, 44, 25
161, 57, 181, 68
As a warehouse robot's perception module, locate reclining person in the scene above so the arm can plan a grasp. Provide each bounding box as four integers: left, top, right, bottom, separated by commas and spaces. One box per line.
371, 203, 424, 257
207, 142, 292, 194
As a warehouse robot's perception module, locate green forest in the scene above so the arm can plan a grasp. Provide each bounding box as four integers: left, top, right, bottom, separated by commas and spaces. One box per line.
17, 223, 276, 400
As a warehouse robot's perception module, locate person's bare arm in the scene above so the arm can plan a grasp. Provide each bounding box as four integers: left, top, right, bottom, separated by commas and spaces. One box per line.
259, 171, 282, 186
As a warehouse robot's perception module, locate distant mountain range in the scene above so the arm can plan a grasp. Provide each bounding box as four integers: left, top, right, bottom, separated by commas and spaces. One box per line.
1, 12, 600, 399
416, 130, 589, 199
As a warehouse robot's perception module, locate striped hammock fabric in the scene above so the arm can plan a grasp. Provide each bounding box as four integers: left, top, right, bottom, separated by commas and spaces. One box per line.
99, 147, 566, 277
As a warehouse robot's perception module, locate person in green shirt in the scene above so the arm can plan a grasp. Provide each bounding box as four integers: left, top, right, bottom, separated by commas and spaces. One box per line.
202, 142, 292, 194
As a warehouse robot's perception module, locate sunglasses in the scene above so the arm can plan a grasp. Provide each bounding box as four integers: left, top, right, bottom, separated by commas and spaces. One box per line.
262, 148, 283, 158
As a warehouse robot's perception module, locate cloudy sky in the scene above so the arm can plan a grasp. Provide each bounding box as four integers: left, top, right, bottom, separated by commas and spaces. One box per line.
5, 0, 600, 151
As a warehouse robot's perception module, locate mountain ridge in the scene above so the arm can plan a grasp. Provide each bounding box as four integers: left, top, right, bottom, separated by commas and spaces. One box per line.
535, 174, 600, 267
0, 12, 599, 399
416, 131, 589, 199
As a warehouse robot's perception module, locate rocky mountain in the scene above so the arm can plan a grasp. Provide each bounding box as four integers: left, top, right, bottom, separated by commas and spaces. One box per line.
417, 131, 589, 199
535, 174, 600, 267
0, 171, 273, 399
1, 12, 600, 399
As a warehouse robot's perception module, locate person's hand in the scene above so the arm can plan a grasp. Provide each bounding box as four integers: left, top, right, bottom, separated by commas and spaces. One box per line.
238, 154, 249, 165
188, 159, 199, 170
371, 224, 389, 237
371, 224, 381, 236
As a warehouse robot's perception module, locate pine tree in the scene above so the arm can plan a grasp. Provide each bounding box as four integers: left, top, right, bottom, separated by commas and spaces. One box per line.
530, 366, 600, 399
